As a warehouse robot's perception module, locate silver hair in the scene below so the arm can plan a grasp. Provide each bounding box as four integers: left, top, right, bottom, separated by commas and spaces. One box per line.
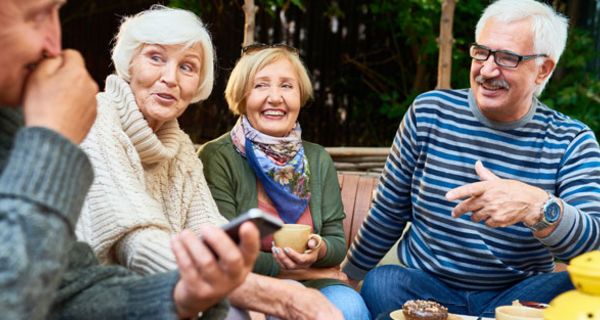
475, 0, 569, 96
111, 5, 215, 103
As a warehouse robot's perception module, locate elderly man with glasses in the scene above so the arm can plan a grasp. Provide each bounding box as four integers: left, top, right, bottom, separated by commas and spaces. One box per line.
341, 0, 600, 318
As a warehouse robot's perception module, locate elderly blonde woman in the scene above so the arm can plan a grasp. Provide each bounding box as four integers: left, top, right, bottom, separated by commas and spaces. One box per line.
76, 7, 342, 320
199, 45, 371, 319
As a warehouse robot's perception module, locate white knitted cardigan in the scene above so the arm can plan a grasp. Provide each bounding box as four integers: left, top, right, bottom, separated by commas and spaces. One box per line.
76, 75, 227, 275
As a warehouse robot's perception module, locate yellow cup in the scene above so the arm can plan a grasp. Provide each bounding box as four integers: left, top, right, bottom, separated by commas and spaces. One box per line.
273, 224, 322, 253
495, 305, 544, 320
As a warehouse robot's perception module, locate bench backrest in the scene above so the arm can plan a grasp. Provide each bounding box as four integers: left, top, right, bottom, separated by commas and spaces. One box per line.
337, 173, 379, 249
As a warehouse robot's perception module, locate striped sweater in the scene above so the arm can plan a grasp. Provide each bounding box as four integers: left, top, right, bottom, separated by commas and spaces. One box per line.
342, 89, 600, 290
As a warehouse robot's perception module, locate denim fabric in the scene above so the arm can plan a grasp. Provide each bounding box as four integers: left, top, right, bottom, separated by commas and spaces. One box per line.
360, 265, 573, 319
224, 306, 251, 320
321, 284, 371, 320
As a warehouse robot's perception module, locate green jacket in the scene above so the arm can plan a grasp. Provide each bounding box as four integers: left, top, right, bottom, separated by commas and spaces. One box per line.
199, 133, 346, 288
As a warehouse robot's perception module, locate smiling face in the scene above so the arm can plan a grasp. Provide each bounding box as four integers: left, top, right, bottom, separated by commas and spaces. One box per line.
470, 18, 554, 122
0, 0, 63, 106
128, 43, 202, 131
245, 58, 301, 137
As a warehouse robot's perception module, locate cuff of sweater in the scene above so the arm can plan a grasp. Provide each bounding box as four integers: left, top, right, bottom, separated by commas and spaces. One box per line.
341, 256, 369, 281
0, 127, 93, 229
127, 271, 182, 319
538, 202, 577, 246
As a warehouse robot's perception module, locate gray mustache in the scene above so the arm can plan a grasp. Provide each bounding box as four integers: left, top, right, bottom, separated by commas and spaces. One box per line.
475, 75, 510, 89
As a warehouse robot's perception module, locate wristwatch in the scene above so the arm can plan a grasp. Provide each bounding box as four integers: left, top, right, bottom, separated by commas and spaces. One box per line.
528, 193, 562, 232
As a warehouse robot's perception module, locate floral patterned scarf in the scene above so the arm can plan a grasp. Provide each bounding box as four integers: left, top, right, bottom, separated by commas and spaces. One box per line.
231, 116, 311, 223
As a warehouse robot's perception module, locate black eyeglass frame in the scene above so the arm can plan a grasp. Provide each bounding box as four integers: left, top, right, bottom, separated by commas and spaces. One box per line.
240, 43, 299, 56
469, 43, 548, 68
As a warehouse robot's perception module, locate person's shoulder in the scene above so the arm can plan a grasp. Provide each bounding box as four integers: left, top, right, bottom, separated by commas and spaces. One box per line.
414, 88, 469, 105
302, 140, 327, 154
302, 140, 334, 164
198, 133, 234, 158
536, 100, 592, 135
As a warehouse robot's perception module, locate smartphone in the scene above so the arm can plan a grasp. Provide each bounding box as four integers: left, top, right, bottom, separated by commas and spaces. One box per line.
221, 208, 283, 244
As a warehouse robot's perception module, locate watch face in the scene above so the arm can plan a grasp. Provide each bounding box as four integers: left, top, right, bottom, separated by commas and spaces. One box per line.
545, 202, 561, 222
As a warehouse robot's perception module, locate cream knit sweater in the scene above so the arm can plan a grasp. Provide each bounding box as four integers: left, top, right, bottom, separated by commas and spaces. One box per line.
76, 75, 227, 275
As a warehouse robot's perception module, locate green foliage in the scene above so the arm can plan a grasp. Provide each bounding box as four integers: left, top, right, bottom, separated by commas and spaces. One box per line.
168, 0, 204, 16
168, 0, 305, 17
362, 0, 485, 120
542, 28, 600, 135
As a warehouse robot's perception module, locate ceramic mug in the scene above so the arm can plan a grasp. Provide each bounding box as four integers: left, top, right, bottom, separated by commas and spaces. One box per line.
273, 224, 322, 253
495, 305, 544, 320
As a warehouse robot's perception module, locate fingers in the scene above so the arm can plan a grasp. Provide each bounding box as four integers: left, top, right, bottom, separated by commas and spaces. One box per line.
200, 226, 244, 272
172, 230, 218, 282
451, 195, 483, 218
445, 181, 486, 201
475, 160, 500, 181
31, 55, 64, 77
23, 49, 98, 144
272, 246, 298, 269
306, 234, 323, 250
272, 244, 319, 270
237, 221, 260, 267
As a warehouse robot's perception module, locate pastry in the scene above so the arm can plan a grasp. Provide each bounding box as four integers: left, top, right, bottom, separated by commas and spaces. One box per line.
402, 299, 448, 320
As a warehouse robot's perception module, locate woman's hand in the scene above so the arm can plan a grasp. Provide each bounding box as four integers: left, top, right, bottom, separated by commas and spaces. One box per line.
272, 234, 325, 270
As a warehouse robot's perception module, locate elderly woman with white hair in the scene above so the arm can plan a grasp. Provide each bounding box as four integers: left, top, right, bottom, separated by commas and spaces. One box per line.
75, 6, 226, 275
76, 6, 344, 320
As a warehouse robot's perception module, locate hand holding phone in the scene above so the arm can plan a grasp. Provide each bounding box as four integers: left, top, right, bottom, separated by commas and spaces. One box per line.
221, 208, 283, 243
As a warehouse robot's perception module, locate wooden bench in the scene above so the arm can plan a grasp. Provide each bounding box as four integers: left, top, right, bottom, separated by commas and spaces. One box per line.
337, 172, 379, 249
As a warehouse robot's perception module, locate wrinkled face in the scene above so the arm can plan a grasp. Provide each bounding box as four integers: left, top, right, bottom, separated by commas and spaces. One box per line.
470, 18, 552, 122
129, 43, 202, 131
0, 0, 63, 106
245, 58, 301, 137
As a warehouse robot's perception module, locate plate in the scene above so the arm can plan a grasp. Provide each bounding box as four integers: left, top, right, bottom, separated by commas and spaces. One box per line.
389, 310, 465, 320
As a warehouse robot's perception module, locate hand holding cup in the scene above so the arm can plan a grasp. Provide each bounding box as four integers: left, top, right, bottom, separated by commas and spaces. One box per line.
272, 224, 324, 270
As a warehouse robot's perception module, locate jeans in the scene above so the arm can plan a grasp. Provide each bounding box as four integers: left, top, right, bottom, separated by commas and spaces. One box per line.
360, 265, 573, 319
321, 284, 372, 320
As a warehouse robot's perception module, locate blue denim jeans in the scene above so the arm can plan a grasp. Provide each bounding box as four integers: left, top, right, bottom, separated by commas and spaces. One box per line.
360, 265, 573, 319
321, 284, 372, 320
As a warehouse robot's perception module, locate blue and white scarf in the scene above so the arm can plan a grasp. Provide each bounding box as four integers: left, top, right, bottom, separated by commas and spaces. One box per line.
231, 116, 311, 223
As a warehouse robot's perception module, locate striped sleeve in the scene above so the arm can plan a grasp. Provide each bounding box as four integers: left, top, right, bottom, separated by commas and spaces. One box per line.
342, 104, 416, 280
540, 129, 600, 258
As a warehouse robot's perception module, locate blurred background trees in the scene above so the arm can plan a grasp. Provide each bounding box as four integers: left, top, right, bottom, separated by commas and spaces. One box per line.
61, 0, 600, 147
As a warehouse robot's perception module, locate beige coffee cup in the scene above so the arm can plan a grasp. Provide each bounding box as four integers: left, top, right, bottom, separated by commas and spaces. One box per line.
495, 305, 544, 320
273, 224, 322, 253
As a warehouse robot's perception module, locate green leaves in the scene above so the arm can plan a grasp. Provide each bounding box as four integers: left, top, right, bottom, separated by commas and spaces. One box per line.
542, 28, 600, 136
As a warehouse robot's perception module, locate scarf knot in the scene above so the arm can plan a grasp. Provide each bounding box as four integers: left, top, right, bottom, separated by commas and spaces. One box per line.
231, 117, 310, 223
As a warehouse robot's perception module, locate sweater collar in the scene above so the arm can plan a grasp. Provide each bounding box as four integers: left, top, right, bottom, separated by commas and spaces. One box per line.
104, 74, 180, 164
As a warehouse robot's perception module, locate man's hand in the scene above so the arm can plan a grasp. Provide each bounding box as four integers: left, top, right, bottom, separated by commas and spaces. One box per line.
445, 160, 548, 228
23, 49, 98, 144
171, 223, 259, 319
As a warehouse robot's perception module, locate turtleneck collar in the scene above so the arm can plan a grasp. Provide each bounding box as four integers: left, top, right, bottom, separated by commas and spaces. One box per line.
104, 74, 181, 165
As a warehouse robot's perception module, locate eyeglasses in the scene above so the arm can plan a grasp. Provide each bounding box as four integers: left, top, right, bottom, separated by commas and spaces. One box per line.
241, 43, 299, 56
469, 43, 548, 68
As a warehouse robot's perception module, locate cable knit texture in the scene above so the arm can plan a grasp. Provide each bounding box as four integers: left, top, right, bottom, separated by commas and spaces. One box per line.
76, 75, 227, 275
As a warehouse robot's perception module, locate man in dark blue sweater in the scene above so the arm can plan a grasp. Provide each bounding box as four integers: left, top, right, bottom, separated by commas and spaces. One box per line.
0, 1, 259, 319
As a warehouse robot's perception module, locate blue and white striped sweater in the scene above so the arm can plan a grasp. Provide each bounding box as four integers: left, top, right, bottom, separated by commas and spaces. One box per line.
343, 89, 600, 290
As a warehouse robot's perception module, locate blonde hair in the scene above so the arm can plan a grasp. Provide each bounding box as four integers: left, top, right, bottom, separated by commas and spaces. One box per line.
225, 48, 313, 115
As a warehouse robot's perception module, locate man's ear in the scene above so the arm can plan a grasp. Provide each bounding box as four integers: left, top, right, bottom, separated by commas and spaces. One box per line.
535, 58, 556, 84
